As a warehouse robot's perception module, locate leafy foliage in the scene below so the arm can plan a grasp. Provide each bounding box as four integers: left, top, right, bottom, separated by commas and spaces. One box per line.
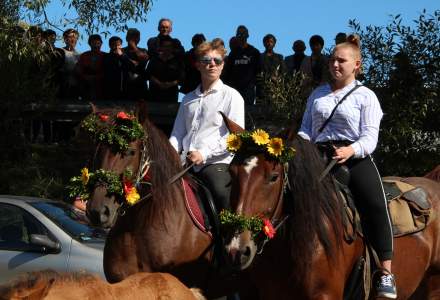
256, 71, 307, 130
219, 210, 264, 238
5, 0, 153, 35
81, 112, 144, 153
67, 168, 124, 201
349, 10, 440, 175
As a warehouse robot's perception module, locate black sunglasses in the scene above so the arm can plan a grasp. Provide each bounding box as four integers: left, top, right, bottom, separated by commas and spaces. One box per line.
199, 56, 223, 65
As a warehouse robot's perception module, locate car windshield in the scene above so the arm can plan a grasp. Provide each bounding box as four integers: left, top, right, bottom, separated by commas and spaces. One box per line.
30, 202, 107, 242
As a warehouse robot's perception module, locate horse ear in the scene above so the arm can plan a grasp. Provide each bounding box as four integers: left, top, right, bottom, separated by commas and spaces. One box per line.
219, 112, 244, 134
135, 100, 149, 124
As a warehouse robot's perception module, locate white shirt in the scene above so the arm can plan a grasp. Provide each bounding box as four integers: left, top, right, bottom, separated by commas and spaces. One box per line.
298, 80, 383, 158
169, 80, 245, 171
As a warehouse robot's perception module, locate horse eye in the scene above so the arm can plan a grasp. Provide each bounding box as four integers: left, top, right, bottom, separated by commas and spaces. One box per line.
269, 173, 279, 182
126, 149, 136, 156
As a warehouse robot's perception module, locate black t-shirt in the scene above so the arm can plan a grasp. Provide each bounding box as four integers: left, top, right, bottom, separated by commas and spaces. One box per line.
223, 44, 261, 90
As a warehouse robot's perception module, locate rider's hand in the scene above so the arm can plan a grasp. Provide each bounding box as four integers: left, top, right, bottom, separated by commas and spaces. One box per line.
187, 151, 204, 165
332, 146, 355, 164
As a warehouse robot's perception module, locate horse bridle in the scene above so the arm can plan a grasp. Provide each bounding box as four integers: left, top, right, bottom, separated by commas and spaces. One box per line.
255, 162, 290, 255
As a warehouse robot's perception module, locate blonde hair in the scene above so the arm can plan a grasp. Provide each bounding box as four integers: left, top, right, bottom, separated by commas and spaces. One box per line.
333, 34, 362, 75
195, 39, 227, 59
334, 34, 361, 60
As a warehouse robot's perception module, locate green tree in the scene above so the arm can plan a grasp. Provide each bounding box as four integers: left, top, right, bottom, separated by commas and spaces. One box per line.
349, 10, 440, 176
0, 0, 154, 199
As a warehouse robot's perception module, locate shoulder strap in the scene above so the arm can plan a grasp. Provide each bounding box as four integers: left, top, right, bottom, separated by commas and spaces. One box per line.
318, 84, 362, 133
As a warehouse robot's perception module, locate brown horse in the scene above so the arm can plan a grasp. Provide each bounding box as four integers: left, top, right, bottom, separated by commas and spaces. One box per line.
224, 124, 440, 299
84, 106, 253, 298
0, 270, 206, 300
425, 165, 440, 183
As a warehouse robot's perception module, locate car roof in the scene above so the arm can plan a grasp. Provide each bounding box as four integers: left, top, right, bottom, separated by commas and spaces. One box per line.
0, 195, 62, 205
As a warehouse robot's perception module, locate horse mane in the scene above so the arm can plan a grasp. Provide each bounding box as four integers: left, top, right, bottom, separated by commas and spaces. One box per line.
424, 165, 440, 183
284, 135, 343, 280
141, 117, 184, 221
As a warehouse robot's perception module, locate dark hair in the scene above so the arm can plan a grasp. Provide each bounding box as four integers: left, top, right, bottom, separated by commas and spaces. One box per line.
109, 36, 122, 47
309, 34, 324, 47
263, 34, 276, 44
236, 25, 249, 38
191, 33, 206, 47
126, 28, 140, 39
88, 34, 102, 45
293, 40, 306, 51
43, 29, 56, 38
335, 32, 347, 44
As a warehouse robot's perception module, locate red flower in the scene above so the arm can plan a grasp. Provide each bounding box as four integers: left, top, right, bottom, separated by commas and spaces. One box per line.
143, 172, 151, 181
99, 114, 109, 122
262, 218, 276, 239
117, 111, 131, 120
123, 180, 135, 194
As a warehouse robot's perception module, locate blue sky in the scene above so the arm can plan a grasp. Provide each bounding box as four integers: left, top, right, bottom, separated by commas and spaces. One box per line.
50, 0, 438, 57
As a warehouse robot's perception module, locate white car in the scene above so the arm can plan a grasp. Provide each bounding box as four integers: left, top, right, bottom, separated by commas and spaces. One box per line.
0, 195, 106, 283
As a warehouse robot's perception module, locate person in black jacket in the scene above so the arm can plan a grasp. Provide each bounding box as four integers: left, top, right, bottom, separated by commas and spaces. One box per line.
223, 25, 261, 105
103, 36, 132, 100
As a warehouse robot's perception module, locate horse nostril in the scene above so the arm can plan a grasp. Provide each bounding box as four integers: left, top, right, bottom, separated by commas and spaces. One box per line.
87, 210, 101, 226
103, 205, 110, 217
100, 205, 110, 223
243, 246, 251, 257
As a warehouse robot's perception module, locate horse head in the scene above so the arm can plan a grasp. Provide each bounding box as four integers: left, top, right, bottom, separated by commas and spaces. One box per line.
222, 114, 291, 270
85, 103, 149, 228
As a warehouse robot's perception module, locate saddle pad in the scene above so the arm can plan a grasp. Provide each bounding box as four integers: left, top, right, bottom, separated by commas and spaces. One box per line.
383, 179, 434, 237
182, 179, 211, 236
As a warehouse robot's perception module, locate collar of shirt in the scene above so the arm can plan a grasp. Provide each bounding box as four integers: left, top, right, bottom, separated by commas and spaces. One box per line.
194, 79, 224, 97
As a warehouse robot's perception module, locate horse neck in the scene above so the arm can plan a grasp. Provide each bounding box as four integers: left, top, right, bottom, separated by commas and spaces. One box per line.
284, 137, 343, 278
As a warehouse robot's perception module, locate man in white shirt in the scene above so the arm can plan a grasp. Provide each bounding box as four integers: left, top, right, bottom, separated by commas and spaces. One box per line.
169, 39, 245, 210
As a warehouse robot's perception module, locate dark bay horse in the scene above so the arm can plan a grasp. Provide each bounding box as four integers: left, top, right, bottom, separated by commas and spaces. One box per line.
84, 106, 253, 298
224, 121, 440, 299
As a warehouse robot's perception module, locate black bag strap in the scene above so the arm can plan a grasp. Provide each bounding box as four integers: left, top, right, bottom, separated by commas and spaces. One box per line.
318, 84, 362, 133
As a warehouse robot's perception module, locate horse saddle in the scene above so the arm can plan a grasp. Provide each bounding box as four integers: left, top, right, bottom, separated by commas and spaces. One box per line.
181, 177, 218, 237
339, 177, 434, 239
383, 178, 435, 237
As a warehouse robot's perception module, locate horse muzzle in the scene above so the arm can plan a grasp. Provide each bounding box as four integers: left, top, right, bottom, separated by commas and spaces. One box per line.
225, 231, 257, 270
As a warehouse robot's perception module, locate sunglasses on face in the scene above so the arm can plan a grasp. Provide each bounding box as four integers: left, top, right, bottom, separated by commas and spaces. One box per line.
199, 56, 223, 65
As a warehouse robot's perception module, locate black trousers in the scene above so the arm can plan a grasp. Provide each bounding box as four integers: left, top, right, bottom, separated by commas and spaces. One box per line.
196, 163, 231, 211
346, 155, 393, 261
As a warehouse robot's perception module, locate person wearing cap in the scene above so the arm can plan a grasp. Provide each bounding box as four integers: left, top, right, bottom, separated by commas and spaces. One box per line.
223, 25, 261, 105
169, 39, 244, 211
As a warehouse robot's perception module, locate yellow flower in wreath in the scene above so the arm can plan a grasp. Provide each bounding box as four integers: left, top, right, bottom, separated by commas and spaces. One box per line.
251, 129, 270, 145
226, 133, 242, 152
267, 138, 284, 157
81, 168, 90, 185
126, 189, 141, 205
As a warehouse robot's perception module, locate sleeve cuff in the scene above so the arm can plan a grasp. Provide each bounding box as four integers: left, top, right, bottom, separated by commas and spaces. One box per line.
298, 132, 311, 140
198, 148, 211, 163
350, 142, 363, 158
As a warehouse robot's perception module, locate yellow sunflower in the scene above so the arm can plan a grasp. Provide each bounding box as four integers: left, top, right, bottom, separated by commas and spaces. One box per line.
226, 133, 242, 152
251, 129, 270, 145
267, 138, 284, 157
125, 188, 141, 205
81, 168, 90, 185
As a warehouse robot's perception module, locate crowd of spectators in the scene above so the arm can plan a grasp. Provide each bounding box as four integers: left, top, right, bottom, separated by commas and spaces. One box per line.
38, 18, 349, 104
